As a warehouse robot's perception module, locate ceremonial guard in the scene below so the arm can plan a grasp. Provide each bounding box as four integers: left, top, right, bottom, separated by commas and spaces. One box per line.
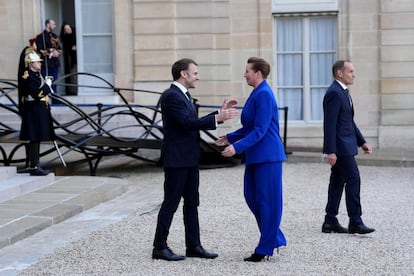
18, 48, 55, 176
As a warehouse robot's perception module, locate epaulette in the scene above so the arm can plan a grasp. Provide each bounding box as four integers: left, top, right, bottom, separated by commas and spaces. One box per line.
22, 70, 29, 80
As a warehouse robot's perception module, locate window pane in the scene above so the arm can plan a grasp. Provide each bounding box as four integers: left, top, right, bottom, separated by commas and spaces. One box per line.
310, 17, 337, 51
84, 36, 113, 73
277, 18, 303, 120
278, 88, 303, 120
309, 17, 337, 121
82, 0, 112, 34
277, 18, 302, 52
310, 53, 335, 86
277, 54, 302, 86
311, 88, 325, 120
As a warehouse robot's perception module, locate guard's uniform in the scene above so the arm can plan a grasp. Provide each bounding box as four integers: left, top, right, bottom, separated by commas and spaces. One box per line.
19, 69, 55, 142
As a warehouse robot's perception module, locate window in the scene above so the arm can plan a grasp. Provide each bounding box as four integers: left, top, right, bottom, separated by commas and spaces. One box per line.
274, 15, 337, 122
75, 0, 114, 95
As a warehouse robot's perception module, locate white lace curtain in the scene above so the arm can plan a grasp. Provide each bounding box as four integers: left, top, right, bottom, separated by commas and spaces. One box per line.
276, 16, 337, 121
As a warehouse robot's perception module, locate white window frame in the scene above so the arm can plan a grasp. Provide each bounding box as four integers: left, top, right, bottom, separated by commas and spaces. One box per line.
273, 13, 337, 124
272, 0, 338, 13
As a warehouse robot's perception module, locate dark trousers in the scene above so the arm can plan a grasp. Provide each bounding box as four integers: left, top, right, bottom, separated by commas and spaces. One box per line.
325, 155, 362, 225
26, 142, 40, 168
153, 166, 200, 250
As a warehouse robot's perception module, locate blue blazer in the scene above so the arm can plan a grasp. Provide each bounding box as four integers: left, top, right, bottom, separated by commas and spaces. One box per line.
160, 84, 217, 168
323, 80, 366, 156
227, 80, 286, 165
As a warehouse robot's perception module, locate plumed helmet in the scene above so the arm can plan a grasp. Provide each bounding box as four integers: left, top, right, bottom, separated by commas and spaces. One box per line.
24, 51, 42, 66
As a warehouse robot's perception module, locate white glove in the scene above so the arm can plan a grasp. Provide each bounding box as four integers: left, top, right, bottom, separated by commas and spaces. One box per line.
45, 78, 52, 87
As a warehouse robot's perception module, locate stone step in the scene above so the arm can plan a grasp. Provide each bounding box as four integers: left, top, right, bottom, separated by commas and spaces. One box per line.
0, 168, 55, 203
0, 173, 128, 249
0, 166, 17, 182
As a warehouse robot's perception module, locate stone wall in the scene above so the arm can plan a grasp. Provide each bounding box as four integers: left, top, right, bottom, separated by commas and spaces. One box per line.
131, 0, 272, 108
0, 0, 41, 80
1, 0, 413, 151
379, 0, 414, 151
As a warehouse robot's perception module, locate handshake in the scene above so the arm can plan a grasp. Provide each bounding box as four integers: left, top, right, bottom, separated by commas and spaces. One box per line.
215, 99, 238, 123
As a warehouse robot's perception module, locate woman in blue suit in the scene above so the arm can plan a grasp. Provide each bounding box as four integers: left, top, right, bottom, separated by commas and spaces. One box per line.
216, 57, 286, 262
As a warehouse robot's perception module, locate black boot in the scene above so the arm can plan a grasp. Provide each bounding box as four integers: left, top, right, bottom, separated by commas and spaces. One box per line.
27, 142, 49, 176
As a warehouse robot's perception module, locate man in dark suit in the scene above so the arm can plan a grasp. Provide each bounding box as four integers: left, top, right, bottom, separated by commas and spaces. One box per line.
322, 60, 375, 235
152, 58, 238, 261
35, 19, 61, 92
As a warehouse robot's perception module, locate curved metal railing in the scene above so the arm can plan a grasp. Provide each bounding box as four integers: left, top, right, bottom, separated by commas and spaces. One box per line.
0, 73, 240, 175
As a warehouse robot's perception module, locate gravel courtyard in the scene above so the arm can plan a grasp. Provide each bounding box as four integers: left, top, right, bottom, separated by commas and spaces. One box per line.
18, 161, 414, 275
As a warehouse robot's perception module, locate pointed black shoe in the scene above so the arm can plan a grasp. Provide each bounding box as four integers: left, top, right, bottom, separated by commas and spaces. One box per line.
30, 167, 50, 176
152, 248, 185, 261
322, 222, 348, 233
244, 253, 266, 262
348, 223, 375, 234
186, 245, 218, 259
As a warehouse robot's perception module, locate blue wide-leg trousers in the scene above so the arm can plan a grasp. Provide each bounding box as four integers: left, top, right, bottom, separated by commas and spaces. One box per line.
244, 162, 286, 256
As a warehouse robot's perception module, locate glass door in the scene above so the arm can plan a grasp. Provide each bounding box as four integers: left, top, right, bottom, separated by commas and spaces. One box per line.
75, 0, 114, 95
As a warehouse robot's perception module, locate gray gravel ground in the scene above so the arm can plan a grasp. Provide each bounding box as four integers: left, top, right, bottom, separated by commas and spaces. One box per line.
17, 162, 414, 275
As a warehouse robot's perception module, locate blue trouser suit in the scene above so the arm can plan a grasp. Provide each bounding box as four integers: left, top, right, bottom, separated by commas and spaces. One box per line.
244, 162, 286, 256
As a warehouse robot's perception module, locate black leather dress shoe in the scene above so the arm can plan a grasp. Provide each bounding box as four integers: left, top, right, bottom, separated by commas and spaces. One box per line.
186, 245, 218, 259
17, 167, 35, 174
30, 167, 50, 176
152, 248, 185, 261
348, 223, 375, 234
244, 253, 266, 262
322, 222, 348, 233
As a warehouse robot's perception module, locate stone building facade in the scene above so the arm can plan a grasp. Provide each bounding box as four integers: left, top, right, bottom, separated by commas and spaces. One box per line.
0, 0, 413, 151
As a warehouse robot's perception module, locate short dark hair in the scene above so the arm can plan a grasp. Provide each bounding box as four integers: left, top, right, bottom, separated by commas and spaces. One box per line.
332, 60, 351, 77
45, 19, 51, 27
171, 58, 198, 81
247, 57, 271, 79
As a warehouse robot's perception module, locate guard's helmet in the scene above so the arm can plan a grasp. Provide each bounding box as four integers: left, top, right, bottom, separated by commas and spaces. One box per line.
25, 51, 42, 66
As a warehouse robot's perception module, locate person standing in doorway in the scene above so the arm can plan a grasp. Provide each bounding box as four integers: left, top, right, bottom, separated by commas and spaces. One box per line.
322, 60, 375, 235
152, 58, 238, 261
216, 57, 287, 262
36, 19, 61, 92
60, 22, 77, 95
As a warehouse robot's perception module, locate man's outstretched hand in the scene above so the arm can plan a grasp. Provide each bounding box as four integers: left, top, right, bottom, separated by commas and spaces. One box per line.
222, 99, 238, 109
216, 99, 238, 122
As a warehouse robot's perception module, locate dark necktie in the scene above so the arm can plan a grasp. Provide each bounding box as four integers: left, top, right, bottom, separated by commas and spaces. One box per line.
345, 89, 353, 108
185, 91, 192, 102
185, 91, 195, 114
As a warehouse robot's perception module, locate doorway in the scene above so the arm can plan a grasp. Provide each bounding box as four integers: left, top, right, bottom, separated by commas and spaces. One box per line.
41, 0, 114, 96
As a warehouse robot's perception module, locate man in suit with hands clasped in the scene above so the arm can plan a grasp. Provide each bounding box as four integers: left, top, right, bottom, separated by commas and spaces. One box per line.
152, 58, 238, 261
322, 60, 375, 235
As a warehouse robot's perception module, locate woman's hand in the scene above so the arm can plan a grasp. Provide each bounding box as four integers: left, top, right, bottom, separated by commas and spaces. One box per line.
215, 135, 229, 146
221, 145, 236, 157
